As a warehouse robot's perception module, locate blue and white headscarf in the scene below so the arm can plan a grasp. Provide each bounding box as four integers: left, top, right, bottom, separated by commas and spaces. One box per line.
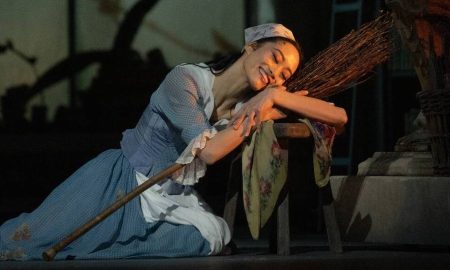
244, 23, 295, 44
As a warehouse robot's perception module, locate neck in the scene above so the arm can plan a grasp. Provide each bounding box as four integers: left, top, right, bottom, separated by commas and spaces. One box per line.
212, 57, 249, 118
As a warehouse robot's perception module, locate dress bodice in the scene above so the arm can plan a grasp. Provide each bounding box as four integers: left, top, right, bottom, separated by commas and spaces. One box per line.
120, 64, 215, 178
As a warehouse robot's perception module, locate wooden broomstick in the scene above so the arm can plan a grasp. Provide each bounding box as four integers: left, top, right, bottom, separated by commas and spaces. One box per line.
42, 163, 184, 261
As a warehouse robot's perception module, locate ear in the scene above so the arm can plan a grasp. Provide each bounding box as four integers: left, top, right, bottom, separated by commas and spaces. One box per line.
243, 42, 257, 54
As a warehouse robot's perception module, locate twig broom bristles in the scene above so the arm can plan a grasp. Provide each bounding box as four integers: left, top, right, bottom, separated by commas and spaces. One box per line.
286, 12, 393, 99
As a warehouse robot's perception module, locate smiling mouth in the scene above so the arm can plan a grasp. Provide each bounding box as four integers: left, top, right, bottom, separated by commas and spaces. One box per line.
259, 67, 269, 86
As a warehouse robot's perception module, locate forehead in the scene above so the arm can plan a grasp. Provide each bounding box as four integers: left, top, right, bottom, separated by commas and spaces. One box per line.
261, 41, 300, 71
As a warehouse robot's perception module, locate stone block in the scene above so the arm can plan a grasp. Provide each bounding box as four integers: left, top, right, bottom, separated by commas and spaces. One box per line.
330, 175, 450, 245
357, 152, 433, 176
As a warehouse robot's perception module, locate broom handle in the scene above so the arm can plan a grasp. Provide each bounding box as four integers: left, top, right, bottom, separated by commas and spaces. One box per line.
42, 163, 184, 261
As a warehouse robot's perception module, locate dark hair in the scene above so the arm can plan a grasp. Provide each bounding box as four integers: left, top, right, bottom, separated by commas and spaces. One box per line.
204, 36, 303, 77
204, 52, 244, 75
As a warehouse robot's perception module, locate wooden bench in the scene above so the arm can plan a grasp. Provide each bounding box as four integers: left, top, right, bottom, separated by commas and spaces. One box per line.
223, 122, 343, 255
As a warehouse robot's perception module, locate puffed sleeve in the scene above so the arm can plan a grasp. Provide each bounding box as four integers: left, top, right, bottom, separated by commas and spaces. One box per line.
153, 65, 213, 145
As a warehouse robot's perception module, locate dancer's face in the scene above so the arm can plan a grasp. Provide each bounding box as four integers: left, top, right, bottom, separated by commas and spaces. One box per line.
243, 40, 300, 91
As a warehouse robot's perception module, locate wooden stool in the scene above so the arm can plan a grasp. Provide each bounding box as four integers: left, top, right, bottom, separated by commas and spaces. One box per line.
223, 122, 343, 255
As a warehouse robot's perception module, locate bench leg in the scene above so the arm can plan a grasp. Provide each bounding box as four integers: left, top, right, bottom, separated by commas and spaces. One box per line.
323, 202, 343, 253
223, 192, 238, 237
269, 191, 290, 255
223, 152, 242, 237
277, 192, 290, 255
269, 138, 291, 255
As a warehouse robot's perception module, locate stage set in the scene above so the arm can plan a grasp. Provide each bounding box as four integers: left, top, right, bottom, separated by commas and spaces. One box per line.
0, 0, 449, 269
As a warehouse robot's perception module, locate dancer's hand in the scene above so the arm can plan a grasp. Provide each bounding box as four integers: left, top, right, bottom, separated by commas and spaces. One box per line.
229, 86, 309, 136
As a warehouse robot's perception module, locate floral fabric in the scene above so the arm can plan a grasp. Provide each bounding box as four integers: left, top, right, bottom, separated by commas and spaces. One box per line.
242, 120, 288, 240
299, 119, 336, 188
242, 119, 336, 239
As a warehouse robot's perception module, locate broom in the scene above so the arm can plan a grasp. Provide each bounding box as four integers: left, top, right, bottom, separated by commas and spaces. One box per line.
285, 12, 393, 98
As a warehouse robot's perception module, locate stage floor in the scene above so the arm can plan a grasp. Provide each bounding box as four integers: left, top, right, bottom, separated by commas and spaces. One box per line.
2, 236, 449, 270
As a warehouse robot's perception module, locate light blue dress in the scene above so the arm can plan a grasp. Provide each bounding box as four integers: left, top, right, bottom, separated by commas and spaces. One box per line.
0, 64, 216, 260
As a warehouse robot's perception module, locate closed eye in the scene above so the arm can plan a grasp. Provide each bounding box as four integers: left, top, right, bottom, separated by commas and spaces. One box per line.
272, 52, 278, 64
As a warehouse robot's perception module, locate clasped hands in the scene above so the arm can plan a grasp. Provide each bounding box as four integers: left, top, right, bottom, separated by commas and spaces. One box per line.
227, 85, 308, 137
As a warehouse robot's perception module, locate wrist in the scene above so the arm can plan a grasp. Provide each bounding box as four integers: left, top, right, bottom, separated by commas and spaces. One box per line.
270, 87, 283, 105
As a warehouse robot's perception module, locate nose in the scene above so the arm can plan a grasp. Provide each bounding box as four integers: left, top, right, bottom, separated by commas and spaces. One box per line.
268, 69, 276, 83
269, 66, 283, 85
